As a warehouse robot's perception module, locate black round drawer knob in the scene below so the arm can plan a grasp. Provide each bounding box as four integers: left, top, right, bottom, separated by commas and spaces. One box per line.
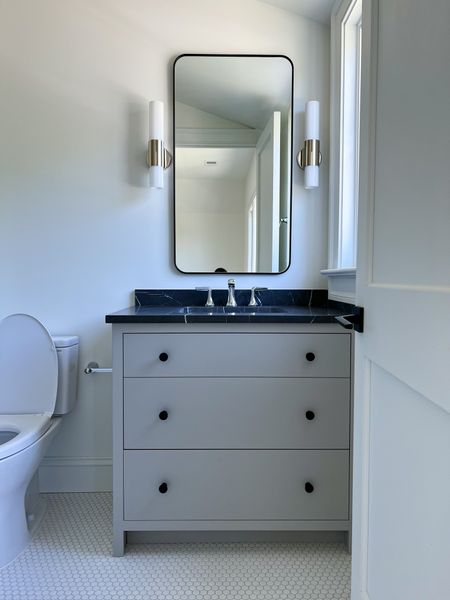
159, 352, 169, 362
305, 352, 316, 362
159, 410, 168, 421
305, 410, 316, 421
304, 482, 314, 494
158, 482, 168, 494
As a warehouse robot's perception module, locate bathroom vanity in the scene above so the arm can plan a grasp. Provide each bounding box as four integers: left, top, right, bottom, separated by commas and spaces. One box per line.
106, 290, 354, 556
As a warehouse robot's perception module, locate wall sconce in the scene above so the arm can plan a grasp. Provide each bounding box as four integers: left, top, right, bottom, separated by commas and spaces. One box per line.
147, 101, 172, 189
297, 100, 322, 189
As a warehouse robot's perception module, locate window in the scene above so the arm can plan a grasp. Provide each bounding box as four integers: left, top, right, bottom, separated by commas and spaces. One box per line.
323, 0, 362, 302
340, 1, 362, 268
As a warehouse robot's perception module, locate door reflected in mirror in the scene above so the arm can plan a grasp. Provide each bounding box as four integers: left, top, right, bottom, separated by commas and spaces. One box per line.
173, 54, 293, 274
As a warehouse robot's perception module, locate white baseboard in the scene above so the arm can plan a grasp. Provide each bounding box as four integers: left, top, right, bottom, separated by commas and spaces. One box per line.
39, 457, 112, 492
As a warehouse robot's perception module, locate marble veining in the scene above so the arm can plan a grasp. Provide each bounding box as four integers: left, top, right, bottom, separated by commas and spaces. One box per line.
134, 288, 330, 309
105, 289, 356, 324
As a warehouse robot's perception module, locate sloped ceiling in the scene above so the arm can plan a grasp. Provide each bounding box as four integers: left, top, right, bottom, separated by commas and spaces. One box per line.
175, 56, 292, 130
258, 0, 334, 24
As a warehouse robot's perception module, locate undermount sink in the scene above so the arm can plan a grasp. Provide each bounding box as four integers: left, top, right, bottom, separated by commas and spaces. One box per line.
224, 306, 287, 313
186, 306, 287, 314
184, 306, 221, 314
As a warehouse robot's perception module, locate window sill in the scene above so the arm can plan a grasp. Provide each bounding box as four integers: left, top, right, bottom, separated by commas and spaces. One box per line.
320, 268, 356, 304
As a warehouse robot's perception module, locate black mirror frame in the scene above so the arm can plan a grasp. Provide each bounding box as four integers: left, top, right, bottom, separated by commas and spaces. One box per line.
172, 53, 294, 275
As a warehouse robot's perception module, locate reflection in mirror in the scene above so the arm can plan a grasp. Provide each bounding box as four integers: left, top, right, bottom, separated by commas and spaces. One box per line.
174, 55, 293, 274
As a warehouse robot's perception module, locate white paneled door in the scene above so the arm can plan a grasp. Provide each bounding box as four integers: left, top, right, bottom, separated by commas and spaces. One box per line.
352, 1, 450, 600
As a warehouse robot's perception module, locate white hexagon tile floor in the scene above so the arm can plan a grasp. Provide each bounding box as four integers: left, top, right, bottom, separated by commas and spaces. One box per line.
0, 493, 350, 600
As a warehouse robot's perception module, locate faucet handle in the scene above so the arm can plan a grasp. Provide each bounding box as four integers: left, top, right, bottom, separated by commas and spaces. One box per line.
195, 287, 214, 307
249, 287, 268, 306
226, 279, 237, 307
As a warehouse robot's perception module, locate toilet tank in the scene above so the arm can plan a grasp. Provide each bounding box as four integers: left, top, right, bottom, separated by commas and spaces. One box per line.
51, 335, 79, 416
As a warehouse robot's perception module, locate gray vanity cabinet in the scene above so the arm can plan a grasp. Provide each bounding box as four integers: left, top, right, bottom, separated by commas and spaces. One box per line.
112, 323, 352, 556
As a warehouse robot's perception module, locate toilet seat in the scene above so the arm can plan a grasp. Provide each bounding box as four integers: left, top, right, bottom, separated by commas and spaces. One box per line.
0, 314, 58, 415
0, 314, 58, 460
0, 414, 52, 460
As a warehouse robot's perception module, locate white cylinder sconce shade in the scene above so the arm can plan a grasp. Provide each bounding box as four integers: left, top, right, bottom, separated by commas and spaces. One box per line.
305, 100, 319, 139
297, 100, 322, 190
149, 100, 164, 140
304, 100, 320, 189
149, 101, 164, 189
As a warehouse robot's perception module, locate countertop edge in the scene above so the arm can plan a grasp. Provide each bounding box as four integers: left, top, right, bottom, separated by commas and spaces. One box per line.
105, 314, 343, 324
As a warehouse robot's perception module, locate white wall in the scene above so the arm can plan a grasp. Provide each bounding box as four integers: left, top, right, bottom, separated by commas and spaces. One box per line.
0, 0, 330, 490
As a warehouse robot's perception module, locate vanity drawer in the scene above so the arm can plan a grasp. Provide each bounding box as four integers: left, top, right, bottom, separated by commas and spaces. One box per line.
123, 378, 350, 449
123, 449, 349, 521
123, 333, 351, 378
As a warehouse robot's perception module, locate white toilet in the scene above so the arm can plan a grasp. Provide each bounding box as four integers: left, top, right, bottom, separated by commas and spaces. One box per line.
0, 314, 79, 569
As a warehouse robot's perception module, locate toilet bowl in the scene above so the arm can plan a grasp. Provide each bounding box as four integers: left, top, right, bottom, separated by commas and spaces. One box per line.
0, 314, 79, 569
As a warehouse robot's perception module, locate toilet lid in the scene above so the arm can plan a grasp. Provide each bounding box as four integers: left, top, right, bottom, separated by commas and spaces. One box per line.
0, 314, 58, 414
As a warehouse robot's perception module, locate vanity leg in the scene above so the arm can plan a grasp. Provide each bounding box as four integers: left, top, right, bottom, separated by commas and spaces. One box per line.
113, 529, 125, 557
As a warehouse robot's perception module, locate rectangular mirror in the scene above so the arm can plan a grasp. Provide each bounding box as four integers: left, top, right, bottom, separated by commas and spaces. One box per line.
173, 54, 293, 274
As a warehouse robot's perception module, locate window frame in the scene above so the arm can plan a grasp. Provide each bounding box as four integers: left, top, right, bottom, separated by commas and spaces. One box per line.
323, 0, 362, 303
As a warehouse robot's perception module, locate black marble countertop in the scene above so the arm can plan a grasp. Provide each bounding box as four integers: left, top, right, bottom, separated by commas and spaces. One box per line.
105, 289, 355, 324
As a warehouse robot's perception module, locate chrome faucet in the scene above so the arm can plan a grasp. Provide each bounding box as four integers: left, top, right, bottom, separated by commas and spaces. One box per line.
226, 279, 237, 307
248, 287, 268, 306
195, 287, 214, 307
